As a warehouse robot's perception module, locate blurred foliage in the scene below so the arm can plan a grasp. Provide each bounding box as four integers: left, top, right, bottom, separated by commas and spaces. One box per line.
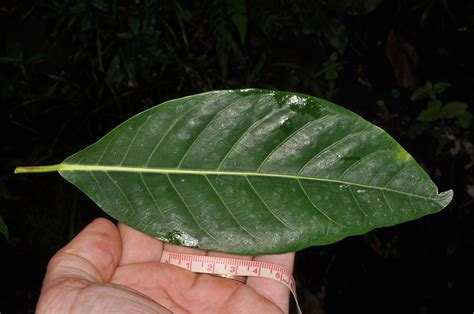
405, 80, 473, 167
412, 81, 471, 128
1, 0, 474, 312
0, 215, 8, 239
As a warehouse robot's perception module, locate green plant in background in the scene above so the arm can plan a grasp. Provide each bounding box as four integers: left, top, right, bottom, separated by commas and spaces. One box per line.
0, 0, 388, 262
288, 0, 385, 54
271, 51, 344, 101
322, 52, 343, 100
0, 178, 9, 240
0, 0, 386, 127
412, 80, 471, 128
211, 0, 247, 80
408, 80, 473, 164
0, 216, 8, 240
15, 90, 452, 254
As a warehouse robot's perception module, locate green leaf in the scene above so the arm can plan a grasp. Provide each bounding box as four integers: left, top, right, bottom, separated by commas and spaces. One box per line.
442, 101, 468, 119
391, 89, 400, 99
418, 100, 442, 122
116, 32, 133, 39
425, 80, 433, 90
411, 81, 438, 102
175, 1, 192, 23
410, 88, 429, 102
458, 111, 472, 128
128, 15, 140, 34
91, 0, 109, 12
324, 69, 338, 80
433, 82, 451, 94
0, 216, 8, 240
325, 0, 385, 15
15, 90, 452, 254
324, 18, 348, 54
226, 0, 247, 44
0, 57, 22, 64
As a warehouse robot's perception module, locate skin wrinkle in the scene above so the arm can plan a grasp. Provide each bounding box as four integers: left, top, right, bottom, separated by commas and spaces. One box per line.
46, 252, 105, 284
219, 284, 247, 312
70, 285, 101, 313
220, 282, 256, 310
181, 267, 201, 299
182, 274, 231, 310
38, 277, 90, 313
70, 284, 169, 313
224, 285, 283, 314
146, 282, 176, 312
152, 282, 183, 313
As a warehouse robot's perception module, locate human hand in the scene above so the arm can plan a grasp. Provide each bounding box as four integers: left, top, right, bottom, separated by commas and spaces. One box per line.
36, 218, 295, 313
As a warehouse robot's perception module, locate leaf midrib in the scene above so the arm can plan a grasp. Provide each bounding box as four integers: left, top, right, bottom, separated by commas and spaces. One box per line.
55, 163, 440, 201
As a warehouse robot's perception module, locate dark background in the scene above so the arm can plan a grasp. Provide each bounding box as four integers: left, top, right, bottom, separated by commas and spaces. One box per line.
1, 1, 473, 313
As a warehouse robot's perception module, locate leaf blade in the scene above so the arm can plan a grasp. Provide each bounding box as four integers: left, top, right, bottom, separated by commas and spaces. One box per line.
56, 89, 452, 254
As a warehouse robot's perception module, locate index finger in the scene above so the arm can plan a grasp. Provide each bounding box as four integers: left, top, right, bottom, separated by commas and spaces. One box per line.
118, 223, 164, 265
246, 252, 295, 314
42, 218, 122, 289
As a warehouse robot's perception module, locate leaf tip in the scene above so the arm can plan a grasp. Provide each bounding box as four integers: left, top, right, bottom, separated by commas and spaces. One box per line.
437, 189, 454, 208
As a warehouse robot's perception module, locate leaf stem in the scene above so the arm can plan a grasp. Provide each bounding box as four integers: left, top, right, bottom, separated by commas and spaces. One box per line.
14, 164, 65, 174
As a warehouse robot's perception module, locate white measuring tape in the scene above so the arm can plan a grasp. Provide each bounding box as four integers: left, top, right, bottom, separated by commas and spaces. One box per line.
160, 250, 302, 313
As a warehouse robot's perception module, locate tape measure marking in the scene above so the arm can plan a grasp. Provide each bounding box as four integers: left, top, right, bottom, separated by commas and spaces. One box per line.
160, 250, 302, 313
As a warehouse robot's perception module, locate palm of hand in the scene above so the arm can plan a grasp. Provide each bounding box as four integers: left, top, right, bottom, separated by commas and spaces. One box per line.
37, 218, 294, 313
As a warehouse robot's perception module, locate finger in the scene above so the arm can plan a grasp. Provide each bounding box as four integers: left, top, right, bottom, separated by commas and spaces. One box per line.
163, 242, 207, 256
246, 252, 295, 313
42, 218, 122, 289
118, 223, 164, 265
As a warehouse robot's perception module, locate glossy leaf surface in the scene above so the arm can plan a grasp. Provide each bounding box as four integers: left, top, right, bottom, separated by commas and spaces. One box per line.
56, 90, 452, 254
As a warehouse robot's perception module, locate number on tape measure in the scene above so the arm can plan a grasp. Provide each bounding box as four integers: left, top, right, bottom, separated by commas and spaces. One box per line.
160, 250, 302, 314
